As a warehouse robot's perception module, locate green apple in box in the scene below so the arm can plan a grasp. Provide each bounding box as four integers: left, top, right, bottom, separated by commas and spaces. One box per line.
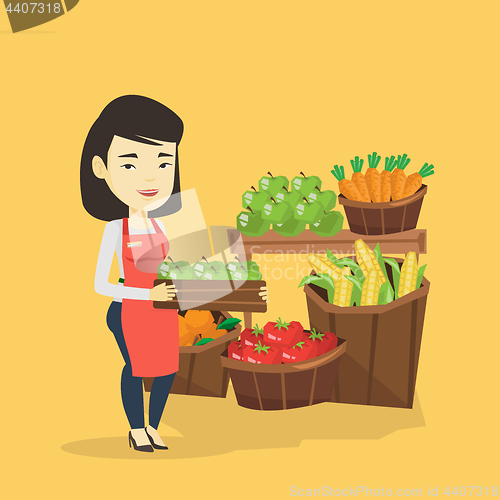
236, 209, 270, 237
292, 172, 322, 195
310, 211, 344, 237
193, 258, 212, 278
229, 264, 248, 281
273, 217, 307, 237
169, 264, 198, 280
247, 260, 262, 280
262, 198, 293, 224
201, 261, 231, 280
294, 197, 323, 224
227, 259, 262, 280
259, 172, 289, 197
306, 187, 337, 211
242, 186, 271, 212
158, 257, 192, 279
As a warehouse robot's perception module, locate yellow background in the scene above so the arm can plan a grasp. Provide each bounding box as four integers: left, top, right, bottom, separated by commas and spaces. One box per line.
1, 1, 499, 498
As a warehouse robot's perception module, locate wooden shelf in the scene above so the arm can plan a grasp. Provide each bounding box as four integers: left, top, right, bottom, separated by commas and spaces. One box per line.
228, 229, 427, 257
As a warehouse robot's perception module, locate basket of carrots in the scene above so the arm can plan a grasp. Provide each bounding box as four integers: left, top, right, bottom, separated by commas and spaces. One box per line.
331, 153, 434, 235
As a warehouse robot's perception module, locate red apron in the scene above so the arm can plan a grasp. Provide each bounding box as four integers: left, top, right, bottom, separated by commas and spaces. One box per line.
121, 218, 179, 377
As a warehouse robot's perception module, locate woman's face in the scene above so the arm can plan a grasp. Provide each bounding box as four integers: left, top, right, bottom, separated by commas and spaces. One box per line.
92, 135, 176, 213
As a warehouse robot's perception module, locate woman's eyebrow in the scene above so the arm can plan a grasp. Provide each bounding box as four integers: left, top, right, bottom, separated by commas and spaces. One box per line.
118, 153, 138, 158
158, 152, 173, 158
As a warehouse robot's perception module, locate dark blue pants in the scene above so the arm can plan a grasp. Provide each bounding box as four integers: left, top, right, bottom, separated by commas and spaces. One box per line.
106, 301, 176, 429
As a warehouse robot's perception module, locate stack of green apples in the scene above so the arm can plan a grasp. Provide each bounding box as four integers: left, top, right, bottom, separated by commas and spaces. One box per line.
291, 172, 344, 237
236, 172, 290, 237
236, 172, 344, 237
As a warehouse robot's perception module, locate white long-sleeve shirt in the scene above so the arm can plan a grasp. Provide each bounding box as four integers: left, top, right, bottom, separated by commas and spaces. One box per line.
94, 219, 166, 302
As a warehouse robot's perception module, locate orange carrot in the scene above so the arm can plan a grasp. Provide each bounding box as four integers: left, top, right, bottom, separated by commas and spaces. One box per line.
365, 152, 382, 202
381, 156, 397, 202
402, 163, 434, 198
391, 154, 411, 200
350, 156, 371, 203
331, 165, 363, 201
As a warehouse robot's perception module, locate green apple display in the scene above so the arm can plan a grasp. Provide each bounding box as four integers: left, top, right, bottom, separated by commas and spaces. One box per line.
275, 187, 301, 207
236, 209, 270, 237
292, 172, 322, 195
258, 172, 289, 197
262, 198, 293, 224
273, 217, 307, 237
293, 198, 323, 223
242, 186, 271, 212
310, 211, 344, 237
306, 187, 337, 211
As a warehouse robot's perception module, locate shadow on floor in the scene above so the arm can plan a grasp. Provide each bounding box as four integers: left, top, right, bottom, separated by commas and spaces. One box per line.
61, 389, 425, 460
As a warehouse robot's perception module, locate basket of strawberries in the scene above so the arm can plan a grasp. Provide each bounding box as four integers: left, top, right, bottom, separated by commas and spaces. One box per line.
331, 153, 434, 235
220, 319, 346, 410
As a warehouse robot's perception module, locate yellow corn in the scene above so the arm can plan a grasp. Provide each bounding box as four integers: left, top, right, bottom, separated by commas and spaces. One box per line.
355, 239, 386, 284
360, 269, 380, 306
307, 253, 343, 281
398, 251, 418, 297
333, 266, 353, 307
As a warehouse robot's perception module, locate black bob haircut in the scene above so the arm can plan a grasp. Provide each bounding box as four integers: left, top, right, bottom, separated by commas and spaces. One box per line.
80, 95, 184, 221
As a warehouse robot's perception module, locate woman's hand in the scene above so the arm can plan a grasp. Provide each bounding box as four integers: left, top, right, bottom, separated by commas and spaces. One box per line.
259, 286, 269, 303
150, 283, 177, 302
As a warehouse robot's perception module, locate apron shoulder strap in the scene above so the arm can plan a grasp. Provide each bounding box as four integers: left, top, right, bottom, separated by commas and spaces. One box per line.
150, 218, 167, 260
150, 218, 162, 234
122, 218, 129, 236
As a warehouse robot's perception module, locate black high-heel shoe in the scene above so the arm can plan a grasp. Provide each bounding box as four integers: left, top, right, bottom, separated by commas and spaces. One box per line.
145, 427, 169, 450
128, 431, 154, 453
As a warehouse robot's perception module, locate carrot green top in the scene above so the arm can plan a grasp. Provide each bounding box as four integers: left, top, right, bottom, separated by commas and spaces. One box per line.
331, 165, 346, 181
384, 155, 397, 172
350, 156, 364, 173
367, 152, 381, 169
418, 163, 435, 178
396, 154, 411, 170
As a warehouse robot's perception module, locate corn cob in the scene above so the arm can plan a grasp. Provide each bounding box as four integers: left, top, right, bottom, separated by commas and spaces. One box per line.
333, 266, 353, 307
360, 269, 380, 306
398, 251, 418, 297
354, 239, 386, 284
307, 254, 343, 280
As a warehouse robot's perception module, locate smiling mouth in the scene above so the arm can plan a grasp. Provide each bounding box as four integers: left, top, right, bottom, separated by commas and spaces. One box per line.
137, 189, 159, 197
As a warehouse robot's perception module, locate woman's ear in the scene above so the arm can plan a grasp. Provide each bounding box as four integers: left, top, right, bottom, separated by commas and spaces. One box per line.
92, 156, 107, 179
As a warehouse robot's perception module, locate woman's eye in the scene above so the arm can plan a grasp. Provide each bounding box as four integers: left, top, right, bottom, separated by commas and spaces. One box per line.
120, 164, 136, 170
159, 162, 172, 170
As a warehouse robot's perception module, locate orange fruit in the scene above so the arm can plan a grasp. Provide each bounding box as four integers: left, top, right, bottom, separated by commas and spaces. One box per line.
185, 310, 214, 334
202, 323, 228, 340
179, 316, 196, 345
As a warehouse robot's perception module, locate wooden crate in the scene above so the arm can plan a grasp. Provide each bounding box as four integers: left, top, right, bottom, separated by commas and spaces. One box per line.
152, 278, 267, 312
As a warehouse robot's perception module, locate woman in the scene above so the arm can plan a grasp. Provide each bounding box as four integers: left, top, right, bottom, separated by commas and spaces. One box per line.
80, 95, 183, 452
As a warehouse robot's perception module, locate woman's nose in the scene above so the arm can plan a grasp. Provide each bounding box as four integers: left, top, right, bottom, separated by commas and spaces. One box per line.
144, 178, 156, 182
